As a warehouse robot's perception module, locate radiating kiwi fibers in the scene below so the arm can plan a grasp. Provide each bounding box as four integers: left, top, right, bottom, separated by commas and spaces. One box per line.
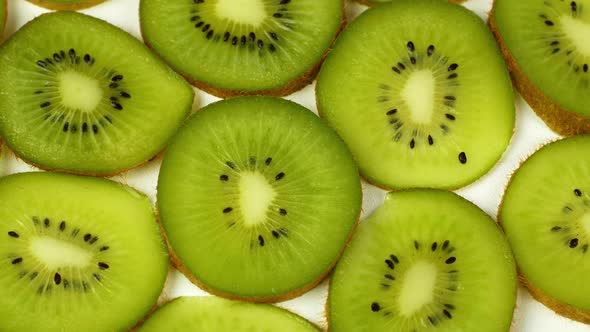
140, 0, 344, 97
0, 172, 168, 332
491, 0, 590, 136
157, 96, 362, 302
317, 0, 515, 190
0, 12, 193, 175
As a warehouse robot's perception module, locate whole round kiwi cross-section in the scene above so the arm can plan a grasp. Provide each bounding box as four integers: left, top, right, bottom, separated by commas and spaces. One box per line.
317, 0, 515, 190
139, 296, 320, 331
500, 136, 590, 323
492, 0, 590, 136
139, 0, 344, 97
26, 0, 107, 10
0, 172, 168, 332
329, 190, 517, 332
0, 12, 193, 175
157, 96, 362, 301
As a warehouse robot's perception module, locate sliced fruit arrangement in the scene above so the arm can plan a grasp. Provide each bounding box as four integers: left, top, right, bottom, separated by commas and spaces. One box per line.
139, 0, 344, 97
138, 296, 320, 331
158, 97, 362, 301
317, 0, 514, 190
491, 0, 590, 136
356, 0, 464, 7
0, 172, 168, 331
0, 12, 193, 175
500, 136, 590, 323
329, 190, 517, 332
26, 0, 108, 10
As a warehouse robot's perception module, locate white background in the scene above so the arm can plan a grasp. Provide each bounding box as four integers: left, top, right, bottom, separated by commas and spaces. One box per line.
0, 0, 586, 331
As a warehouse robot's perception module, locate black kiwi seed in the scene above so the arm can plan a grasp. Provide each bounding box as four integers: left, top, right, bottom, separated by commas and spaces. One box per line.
44, 218, 50, 228
409, 139, 415, 149
410, 57, 417, 65
226, 161, 236, 169
109, 83, 119, 89
445, 114, 456, 121
390, 254, 399, 263
445, 257, 456, 264
220, 174, 229, 181
206, 31, 214, 39
258, 235, 265, 247
195, 21, 204, 28
279, 208, 287, 216
93, 273, 101, 282
428, 135, 434, 146
569, 238, 579, 248
202, 24, 210, 32
270, 32, 278, 41
574, 189, 582, 196
98, 262, 109, 270
272, 231, 280, 239
8, 231, 18, 238
265, 157, 272, 165
92, 125, 99, 134
398, 63, 406, 70
275, 172, 285, 181
414, 240, 420, 250
583, 244, 589, 253
37, 60, 47, 68
458, 152, 467, 164
448, 63, 458, 71
53, 53, 61, 62
111, 101, 123, 111
223, 207, 233, 213
280, 0, 291, 4
120, 92, 131, 99
59, 221, 66, 231
89, 236, 98, 244
448, 73, 458, 79
443, 309, 452, 319
371, 302, 381, 312
249, 32, 256, 42
431, 242, 438, 251
100, 246, 109, 252
54, 273, 61, 285
241, 35, 247, 46
231, 36, 238, 46
384, 274, 395, 280
11, 257, 23, 264
223, 32, 230, 42
407, 41, 415, 52
551, 226, 562, 232
273, 13, 283, 18
584, 64, 588, 73
427, 45, 435, 56
392, 67, 401, 74
40, 102, 51, 108
257, 40, 264, 49
83, 234, 92, 242
385, 259, 394, 269
442, 240, 450, 249
545, 20, 554, 26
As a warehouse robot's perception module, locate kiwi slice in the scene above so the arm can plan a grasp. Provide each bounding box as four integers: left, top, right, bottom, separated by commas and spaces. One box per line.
158, 96, 362, 301
0, 172, 168, 331
491, 1, 590, 136
0, 12, 193, 175
26, 0, 107, 10
316, 0, 514, 190
499, 136, 590, 323
139, 296, 320, 331
329, 190, 517, 331
139, 0, 344, 98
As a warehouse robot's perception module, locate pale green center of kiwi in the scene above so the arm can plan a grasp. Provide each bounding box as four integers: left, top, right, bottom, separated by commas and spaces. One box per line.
215, 0, 267, 26
560, 15, 590, 56
58, 70, 103, 112
397, 260, 437, 316
401, 70, 436, 125
30, 236, 93, 269
238, 171, 277, 227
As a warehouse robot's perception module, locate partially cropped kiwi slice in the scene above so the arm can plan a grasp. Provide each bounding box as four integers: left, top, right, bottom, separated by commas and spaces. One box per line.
500, 136, 590, 323
26, 0, 107, 10
0, 172, 168, 331
158, 96, 362, 301
491, 0, 590, 136
139, 296, 320, 331
329, 190, 517, 332
0, 12, 193, 175
317, 0, 514, 190
140, 0, 343, 97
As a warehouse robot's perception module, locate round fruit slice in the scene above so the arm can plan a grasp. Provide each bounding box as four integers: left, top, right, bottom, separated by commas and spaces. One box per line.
500, 136, 590, 323
0, 12, 193, 175
140, 0, 343, 97
0, 172, 168, 332
158, 97, 362, 301
139, 296, 320, 331
329, 190, 516, 332
317, 0, 514, 190
27, 0, 107, 10
491, 0, 590, 136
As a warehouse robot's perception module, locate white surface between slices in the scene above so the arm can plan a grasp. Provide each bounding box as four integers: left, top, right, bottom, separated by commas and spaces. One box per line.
0, 0, 583, 331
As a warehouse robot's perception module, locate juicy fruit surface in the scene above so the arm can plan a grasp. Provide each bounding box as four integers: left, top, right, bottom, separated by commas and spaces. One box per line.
501, 136, 590, 311
139, 296, 320, 331
494, 0, 590, 119
0, 12, 193, 174
317, 0, 514, 189
140, 0, 343, 93
158, 97, 361, 299
0, 172, 168, 332
330, 190, 516, 332
27, 0, 107, 10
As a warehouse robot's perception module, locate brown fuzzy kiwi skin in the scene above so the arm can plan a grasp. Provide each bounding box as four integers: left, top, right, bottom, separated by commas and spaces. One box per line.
155, 202, 361, 304
488, 6, 590, 137
496, 139, 590, 324
139, 2, 347, 99
26, 0, 108, 11
355, 0, 465, 7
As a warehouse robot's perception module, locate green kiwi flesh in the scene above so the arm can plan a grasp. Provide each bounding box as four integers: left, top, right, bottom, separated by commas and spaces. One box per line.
139, 296, 320, 331
26, 0, 107, 10
0, 12, 193, 175
500, 136, 590, 321
139, 0, 343, 97
492, 0, 590, 135
0, 172, 168, 331
329, 190, 517, 332
317, 0, 514, 190
157, 96, 362, 301
357, 0, 465, 6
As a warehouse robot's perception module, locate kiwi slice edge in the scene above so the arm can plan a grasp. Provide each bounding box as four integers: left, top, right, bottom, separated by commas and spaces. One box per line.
26, 0, 108, 11
356, 0, 465, 7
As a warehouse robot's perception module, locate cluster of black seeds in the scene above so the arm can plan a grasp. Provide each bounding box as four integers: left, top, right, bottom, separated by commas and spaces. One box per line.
550, 188, 590, 253
7, 216, 110, 295
370, 240, 458, 326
